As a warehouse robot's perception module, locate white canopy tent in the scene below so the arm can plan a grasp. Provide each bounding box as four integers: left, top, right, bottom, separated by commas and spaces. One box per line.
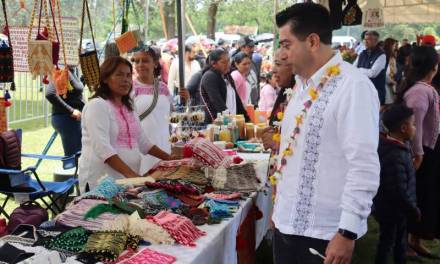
359, 0, 440, 24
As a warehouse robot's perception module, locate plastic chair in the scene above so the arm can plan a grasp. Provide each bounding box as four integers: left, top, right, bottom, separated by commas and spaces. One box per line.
0, 130, 80, 219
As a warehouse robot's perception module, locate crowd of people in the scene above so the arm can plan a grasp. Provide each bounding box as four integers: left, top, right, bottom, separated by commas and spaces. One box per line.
43, 2, 440, 263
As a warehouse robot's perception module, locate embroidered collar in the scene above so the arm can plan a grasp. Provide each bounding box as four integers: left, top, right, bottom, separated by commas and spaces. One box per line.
295, 51, 343, 91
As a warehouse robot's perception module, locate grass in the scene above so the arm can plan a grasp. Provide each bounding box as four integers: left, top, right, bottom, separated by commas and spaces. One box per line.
0, 123, 64, 214
257, 218, 440, 263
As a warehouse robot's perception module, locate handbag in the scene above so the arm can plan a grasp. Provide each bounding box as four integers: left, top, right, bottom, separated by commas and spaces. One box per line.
45, 0, 61, 66
7, 201, 48, 233
115, 0, 141, 54
0, 0, 15, 90
79, 0, 100, 92
27, 0, 53, 79
362, 0, 384, 29
51, 0, 70, 98
115, 30, 140, 54
139, 78, 159, 120
342, 0, 362, 26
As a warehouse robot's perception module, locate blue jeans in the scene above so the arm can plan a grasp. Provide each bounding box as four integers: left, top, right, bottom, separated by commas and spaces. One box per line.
51, 114, 82, 156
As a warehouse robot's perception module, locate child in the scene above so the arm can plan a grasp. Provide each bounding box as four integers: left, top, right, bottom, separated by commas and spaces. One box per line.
373, 104, 420, 264
258, 72, 277, 112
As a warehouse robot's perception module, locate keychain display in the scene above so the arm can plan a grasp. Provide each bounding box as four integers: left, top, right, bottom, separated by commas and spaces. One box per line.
169, 105, 206, 144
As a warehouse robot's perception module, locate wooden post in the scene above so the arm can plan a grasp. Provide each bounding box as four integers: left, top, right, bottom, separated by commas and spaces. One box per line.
144, 0, 150, 42
273, 0, 279, 59
185, 13, 208, 57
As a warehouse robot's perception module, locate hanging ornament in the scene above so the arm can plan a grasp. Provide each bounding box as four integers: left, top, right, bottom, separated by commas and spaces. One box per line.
4, 90, 12, 107
362, 0, 384, 29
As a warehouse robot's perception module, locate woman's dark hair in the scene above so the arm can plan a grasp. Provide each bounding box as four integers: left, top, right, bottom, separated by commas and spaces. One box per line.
202, 48, 228, 74
382, 104, 414, 133
396, 46, 438, 103
432, 67, 440, 92
276, 3, 332, 45
91, 56, 134, 111
265, 72, 273, 83
132, 44, 162, 77
383, 38, 397, 60
396, 44, 412, 66
233, 52, 251, 66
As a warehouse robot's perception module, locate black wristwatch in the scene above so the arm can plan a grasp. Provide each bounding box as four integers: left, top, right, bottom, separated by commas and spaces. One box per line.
338, 228, 357, 240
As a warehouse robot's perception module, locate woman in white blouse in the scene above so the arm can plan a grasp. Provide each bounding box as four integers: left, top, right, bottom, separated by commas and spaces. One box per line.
78, 57, 172, 191
131, 46, 173, 175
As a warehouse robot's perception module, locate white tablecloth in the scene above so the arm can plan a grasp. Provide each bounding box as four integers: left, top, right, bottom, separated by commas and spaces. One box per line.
147, 153, 273, 264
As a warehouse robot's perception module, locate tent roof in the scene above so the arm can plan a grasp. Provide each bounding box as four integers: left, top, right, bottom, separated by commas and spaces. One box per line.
359, 0, 440, 24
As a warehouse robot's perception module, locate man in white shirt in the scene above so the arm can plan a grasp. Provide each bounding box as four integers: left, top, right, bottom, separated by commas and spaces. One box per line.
167, 44, 201, 96
354, 30, 367, 55
273, 3, 380, 264
354, 31, 387, 105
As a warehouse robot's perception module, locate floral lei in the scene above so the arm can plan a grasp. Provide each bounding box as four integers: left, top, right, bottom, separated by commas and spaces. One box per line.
269, 64, 341, 186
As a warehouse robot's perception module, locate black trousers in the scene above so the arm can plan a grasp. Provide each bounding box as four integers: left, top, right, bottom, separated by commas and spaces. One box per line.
273, 228, 329, 264
375, 217, 407, 264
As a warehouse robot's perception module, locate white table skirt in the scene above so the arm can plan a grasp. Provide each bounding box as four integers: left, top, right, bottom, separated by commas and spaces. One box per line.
147, 153, 273, 264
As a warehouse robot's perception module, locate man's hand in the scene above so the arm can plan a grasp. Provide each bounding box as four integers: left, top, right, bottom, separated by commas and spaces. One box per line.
324, 233, 355, 264
71, 109, 81, 120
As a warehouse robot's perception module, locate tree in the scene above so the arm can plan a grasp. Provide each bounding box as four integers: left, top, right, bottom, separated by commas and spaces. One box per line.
207, 0, 221, 39
164, 0, 176, 39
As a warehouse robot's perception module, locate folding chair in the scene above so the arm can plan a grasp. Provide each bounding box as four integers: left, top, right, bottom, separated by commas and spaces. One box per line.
0, 129, 80, 219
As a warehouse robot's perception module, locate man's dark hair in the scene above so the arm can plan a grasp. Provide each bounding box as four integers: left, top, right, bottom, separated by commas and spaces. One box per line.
382, 104, 414, 132
275, 3, 332, 45
185, 44, 194, 53
366, 30, 380, 38
360, 30, 368, 40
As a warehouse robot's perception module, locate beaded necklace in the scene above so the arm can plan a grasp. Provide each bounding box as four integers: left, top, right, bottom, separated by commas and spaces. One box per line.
269, 64, 341, 185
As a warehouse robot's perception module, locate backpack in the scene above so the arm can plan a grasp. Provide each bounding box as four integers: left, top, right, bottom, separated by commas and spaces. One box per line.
0, 130, 21, 169
0, 130, 22, 190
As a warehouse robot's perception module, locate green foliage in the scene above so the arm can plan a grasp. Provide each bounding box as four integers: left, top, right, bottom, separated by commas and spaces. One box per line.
1, 1, 440, 43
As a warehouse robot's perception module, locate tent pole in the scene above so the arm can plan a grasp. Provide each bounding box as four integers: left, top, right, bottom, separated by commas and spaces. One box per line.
176, 0, 186, 104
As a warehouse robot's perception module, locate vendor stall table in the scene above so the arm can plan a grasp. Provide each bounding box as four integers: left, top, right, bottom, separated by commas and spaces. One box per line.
147, 153, 272, 264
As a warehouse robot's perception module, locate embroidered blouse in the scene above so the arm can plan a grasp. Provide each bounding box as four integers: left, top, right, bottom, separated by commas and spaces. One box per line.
78, 98, 153, 191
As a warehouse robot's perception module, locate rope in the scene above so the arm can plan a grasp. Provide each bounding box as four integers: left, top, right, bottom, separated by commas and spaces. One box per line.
1, 0, 12, 49
42, 0, 53, 42
112, 0, 116, 40
79, 0, 97, 53
27, 0, 39, 43
55, 0, 66, 66
47, 0, 60, 43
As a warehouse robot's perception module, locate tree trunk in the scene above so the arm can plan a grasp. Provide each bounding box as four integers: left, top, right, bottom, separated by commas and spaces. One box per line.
164, 0, 176, 39
207, 1, 220, 40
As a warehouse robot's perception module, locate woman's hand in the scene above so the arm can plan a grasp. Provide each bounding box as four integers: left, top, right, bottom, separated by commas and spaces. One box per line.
149, 146, 175, 161
71, 109, 81, 120
105, 155, 141, 178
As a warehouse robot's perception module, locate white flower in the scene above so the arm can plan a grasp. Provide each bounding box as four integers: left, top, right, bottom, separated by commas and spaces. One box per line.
272, 121, 282, 127
284, 88, 294, 101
